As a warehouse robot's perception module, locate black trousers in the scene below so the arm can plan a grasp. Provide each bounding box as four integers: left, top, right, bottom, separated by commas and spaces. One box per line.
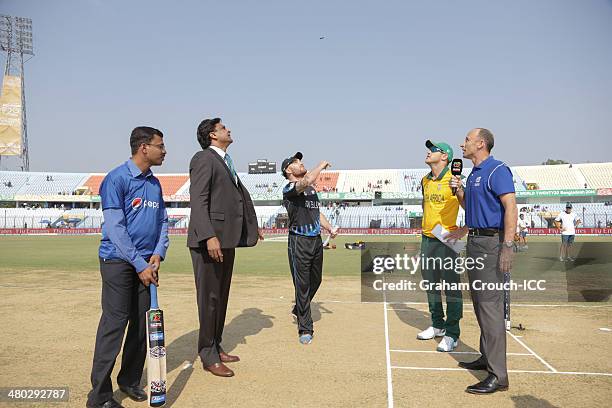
287, 234, 323, 335
190, 247, 235, 366
88, 258, 150, 406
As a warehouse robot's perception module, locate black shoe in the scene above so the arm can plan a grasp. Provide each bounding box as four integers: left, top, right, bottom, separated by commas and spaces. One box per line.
86, 398, 125, 408
119, 385, 147, 402
466, 374, 508, 394
458, 358, 487, 371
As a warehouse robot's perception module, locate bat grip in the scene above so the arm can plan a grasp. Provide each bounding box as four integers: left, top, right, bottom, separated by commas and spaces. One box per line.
150, 284, 159, 309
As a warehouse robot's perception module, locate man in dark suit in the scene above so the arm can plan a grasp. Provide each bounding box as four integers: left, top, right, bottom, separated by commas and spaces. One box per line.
188, 117, 263, 377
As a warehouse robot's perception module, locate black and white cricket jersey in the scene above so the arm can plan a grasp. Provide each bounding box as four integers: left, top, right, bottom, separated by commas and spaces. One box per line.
282, 182, 321, 236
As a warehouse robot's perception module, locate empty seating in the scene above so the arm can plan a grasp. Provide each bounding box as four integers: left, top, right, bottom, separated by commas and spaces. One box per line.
83, 174, 105, 195
157, 175, 190, 196
576, 163, 612, 189
314, 171, 339, 192
513, 165, 583, 190
238, 173, 286, 199
15, 172, 90, 196
0, 171, 30, 199
336, 170, 403, 193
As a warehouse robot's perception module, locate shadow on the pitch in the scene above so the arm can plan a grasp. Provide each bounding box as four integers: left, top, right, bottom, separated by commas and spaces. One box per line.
511, 395, 560, 408
289, 301, 334, 328
392, 306, 485, 382
161, 307, 274, 406
164, 329, 198, 407
222, 307, 275, 353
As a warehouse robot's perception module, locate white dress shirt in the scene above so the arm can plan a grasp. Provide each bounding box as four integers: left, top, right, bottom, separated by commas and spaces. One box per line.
209, 145, 237, 184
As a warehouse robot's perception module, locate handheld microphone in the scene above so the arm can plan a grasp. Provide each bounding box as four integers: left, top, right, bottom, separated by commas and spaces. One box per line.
451, 159, 463, 196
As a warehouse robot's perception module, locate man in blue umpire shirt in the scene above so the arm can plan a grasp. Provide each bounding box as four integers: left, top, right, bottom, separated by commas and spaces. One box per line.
446, 128, 518, 395
87, 127, 169, 408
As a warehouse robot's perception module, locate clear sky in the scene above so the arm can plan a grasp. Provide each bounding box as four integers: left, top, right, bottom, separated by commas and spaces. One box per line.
1, 0, 611, 173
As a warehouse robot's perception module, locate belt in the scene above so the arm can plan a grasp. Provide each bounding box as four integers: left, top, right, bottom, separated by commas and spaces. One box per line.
468, 228, 500, 237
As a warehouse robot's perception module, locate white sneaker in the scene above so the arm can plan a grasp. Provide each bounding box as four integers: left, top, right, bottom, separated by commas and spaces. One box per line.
436, 336, 458, 352
417, 326, 446, 340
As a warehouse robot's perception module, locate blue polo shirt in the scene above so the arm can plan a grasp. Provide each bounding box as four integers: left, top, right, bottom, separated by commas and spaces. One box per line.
464, 156, 515, 229
99, 160, 168, 271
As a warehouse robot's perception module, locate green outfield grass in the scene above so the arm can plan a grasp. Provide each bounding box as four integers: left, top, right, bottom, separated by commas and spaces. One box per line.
0, 234, 412, 277
0, 234, 610, 278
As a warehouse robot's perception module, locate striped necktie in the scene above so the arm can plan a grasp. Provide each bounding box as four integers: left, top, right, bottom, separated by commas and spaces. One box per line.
224, 153, 238, 184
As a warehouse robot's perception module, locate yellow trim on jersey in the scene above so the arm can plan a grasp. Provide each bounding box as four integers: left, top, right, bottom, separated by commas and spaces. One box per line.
421, 168, 460, 238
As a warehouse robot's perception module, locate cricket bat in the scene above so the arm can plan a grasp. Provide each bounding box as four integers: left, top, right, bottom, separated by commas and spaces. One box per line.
146, 283, 167, 407
323, 225, 339, 247
503, 271, 511, 331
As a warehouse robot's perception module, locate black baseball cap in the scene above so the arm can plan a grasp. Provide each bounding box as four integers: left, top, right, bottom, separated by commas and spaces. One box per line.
566, 202, 573, 208
281, 152, 303, 178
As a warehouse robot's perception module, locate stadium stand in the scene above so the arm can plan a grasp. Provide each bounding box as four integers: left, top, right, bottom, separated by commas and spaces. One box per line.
317, 204, 424, 228
575, 163, 612, 189
513, 164, 585, 190
83, 174, 105, 195
157, 175, 190, 196
2, 203, 611, 230
0, 208, 64, 228
510, 168, 527, 191
400, 169, 427, 193
173, 179, 191, 196
314, 171, 339, 192
336, 170, 403, 193
0, 171, 30, 199
238, 172, 286, 196
83, 174, 106, 195
1, 162, 611, 231
14, 172, 89, 196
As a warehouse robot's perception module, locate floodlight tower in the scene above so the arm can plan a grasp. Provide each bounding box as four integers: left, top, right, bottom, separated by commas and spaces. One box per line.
0, 15, 33, 171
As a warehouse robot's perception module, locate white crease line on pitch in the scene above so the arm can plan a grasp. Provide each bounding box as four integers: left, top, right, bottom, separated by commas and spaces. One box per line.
506, 330, 557, 372
382, 279, 394, 408
389, 350, 532, 356
387, 303, 612, 310
390, 366, 612, 377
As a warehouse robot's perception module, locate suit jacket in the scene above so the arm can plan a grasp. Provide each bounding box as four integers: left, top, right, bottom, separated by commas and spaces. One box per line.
187, 148, 259, 249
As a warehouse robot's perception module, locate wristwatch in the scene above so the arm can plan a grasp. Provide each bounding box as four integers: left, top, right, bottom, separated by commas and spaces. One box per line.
503, 241, 514, 248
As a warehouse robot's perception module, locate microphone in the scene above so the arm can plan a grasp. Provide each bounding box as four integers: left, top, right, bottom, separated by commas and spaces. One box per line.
451, 159, 463, 196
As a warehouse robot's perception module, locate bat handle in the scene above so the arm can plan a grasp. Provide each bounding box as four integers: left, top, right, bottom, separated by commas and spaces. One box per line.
150, 284, 159, 309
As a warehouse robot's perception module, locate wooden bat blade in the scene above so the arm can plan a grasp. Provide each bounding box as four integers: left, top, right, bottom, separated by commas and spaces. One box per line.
146, 285, 167, 407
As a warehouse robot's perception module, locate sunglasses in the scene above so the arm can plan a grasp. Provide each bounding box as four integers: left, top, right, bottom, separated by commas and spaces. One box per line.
429, 146, 443, 153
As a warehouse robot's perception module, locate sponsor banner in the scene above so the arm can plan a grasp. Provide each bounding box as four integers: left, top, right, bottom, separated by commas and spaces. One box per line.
597, 188, 612, 196
0, 75, 22, 156
527, 228, 612, 235
382, 192, 422, 200
13, 194, 99, 203
516, 189, 597, 198
2, 227, 611, 235
318, 192, 376, 200
0, 228, 101, 235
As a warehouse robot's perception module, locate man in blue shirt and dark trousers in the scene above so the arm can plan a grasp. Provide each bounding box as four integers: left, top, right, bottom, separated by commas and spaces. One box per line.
447, 128, 517, 395
87, 127, 169, 408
